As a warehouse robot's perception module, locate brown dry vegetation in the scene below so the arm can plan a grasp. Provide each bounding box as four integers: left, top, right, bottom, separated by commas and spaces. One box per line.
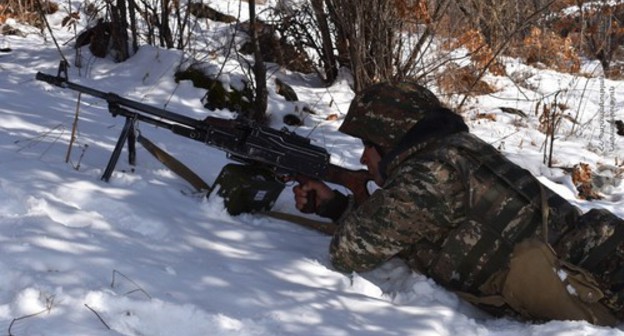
447, 29, 506, 76
516, 27, 580, 74
3, 0, 624, 92
436, 63, 497, 96
433, 0, 624, 99
0, 0, 58, 27
549, 2, 624, 79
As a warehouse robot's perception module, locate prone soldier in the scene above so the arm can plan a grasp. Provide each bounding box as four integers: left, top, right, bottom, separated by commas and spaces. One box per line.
294, 81, 624, 325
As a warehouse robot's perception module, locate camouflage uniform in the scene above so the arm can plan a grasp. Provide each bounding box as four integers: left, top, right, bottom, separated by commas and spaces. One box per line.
328, 82, 624, 325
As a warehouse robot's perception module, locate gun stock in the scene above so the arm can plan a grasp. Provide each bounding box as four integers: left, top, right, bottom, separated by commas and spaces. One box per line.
325, 164, 371, 206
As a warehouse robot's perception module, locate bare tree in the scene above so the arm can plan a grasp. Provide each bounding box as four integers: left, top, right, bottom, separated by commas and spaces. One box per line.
306, 0, 453, 91
451, 0, 555, 50
310, 0, 338, 83
576, 0, 624, 77
108, 0, 130, 62
248, 0, 268, 122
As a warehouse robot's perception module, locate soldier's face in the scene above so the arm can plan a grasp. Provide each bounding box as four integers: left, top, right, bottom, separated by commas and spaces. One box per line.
360, 144, 384, 186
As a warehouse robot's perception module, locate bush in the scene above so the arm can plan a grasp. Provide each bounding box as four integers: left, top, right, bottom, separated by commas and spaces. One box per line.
436, 63, 497, 97
517, 27, 580, 74
447, 29, 506, 76
549, 2, 624, 78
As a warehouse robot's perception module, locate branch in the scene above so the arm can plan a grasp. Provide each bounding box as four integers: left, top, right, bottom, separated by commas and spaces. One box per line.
111, 269, 152, 299
84, 304, 111, 330
35, 0, 68, 65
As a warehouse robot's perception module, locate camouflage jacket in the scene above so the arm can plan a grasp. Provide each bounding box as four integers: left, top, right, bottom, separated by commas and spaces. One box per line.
330, 131, 582, 296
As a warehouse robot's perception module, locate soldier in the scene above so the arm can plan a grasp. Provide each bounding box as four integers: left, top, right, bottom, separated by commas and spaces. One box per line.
293, 81, 624, 325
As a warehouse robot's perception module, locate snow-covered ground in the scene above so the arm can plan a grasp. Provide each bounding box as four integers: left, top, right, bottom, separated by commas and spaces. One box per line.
0, 2, 623, 335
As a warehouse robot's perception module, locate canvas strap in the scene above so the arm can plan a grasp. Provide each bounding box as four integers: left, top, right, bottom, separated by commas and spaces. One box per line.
137, 133, 211, 192
266, 211, 337, 235
137, 134, 336, 235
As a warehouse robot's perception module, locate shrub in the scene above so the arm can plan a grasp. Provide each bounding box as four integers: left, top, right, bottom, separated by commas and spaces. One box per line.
448, 29, 506, 76
519, 27, 580, 74
436, 63, 497, 97
0, 0, 58, 28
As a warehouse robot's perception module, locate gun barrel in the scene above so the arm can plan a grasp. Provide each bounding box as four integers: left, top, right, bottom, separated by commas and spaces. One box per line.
36, 72, 209, 129
37, 72, 107, 99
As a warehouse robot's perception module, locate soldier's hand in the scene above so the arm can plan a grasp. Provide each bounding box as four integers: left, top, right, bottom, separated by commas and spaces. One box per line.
293, 179, 334, 213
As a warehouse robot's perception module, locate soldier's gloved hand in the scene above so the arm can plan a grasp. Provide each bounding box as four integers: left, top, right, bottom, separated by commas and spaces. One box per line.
293, 180, 348, 221
293, 179, 332, 212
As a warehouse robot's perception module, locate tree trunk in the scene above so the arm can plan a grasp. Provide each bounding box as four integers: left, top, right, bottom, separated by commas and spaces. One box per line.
109, 0, 130, 62
127, 0, 139, 53
160, 0, 174, 48
311, 0, 338, 84
248, 0, 268, 122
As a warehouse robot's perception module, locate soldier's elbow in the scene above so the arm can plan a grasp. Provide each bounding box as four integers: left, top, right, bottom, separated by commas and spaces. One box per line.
329, 252, 373, 273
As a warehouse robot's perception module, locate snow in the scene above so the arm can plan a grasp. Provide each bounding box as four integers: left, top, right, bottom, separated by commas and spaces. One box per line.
0, 3, 623, 335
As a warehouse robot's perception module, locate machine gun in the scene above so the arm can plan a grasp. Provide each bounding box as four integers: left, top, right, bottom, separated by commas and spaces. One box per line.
35, 62, 371, 215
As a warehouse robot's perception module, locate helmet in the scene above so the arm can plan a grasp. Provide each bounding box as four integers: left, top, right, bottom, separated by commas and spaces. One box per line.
339, 82, 442, 151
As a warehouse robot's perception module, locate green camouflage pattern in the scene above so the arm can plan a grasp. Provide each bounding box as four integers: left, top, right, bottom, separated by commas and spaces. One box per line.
330, 129, 624, 317
329, 131, 582, 293
339, 82, 442, 152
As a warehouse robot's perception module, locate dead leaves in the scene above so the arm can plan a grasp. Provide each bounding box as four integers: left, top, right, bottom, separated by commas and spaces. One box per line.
572, 163, 603, 201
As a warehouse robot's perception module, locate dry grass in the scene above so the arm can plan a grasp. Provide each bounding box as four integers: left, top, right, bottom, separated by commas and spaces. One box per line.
0, 0, 58, 27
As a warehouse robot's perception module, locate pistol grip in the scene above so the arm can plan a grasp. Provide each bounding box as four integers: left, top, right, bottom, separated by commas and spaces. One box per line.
295, 175, 317, 214
300, 189, 317, 214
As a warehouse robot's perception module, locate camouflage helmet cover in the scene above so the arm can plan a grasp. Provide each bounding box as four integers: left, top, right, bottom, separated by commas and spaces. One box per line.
339, 82, 442, 151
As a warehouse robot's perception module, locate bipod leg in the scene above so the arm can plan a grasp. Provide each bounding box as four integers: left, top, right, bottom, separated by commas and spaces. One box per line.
101, 117, 136, 182
127, 124, 136, 166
